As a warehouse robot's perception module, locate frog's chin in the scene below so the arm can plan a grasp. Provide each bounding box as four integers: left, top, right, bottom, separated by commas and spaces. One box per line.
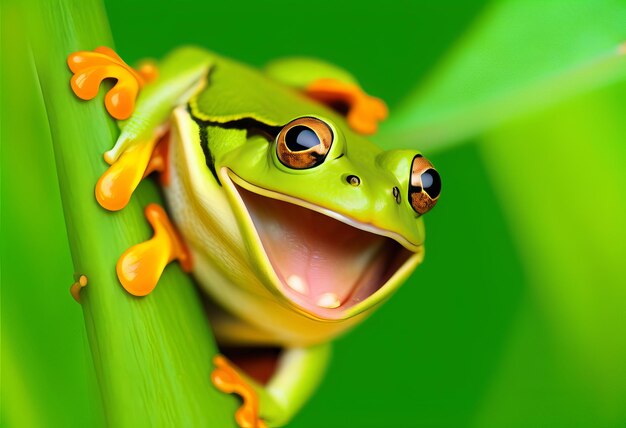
220, 168, 424, 321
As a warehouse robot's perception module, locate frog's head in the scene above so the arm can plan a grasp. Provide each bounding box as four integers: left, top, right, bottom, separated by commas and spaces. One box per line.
217, 114, 441, 321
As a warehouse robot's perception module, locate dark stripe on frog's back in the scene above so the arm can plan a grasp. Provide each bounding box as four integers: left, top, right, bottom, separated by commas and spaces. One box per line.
189, 57, 383, 169
189, 106, 220, 184
188, 57, 362, 141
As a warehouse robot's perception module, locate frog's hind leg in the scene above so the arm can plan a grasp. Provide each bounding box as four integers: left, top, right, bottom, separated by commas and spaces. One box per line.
264, 57, 387, 135
212, 343, 331, 427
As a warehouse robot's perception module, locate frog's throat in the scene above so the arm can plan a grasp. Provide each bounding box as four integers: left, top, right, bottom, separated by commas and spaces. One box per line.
220, 168, 424, 321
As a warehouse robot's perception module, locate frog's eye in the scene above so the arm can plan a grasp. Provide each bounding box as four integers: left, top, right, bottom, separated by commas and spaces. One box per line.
409, 154, 441, 215
276, 117, 333, 169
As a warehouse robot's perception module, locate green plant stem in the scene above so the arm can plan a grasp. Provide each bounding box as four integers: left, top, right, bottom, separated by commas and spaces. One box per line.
26, 0, 236, 426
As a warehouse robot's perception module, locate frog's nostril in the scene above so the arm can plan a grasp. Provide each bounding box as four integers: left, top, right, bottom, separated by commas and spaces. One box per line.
346, 175, 361, 187
392, 186, 401, 204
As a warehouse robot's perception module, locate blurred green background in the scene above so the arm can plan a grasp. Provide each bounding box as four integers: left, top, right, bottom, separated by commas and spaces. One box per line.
2, 0, 626, 427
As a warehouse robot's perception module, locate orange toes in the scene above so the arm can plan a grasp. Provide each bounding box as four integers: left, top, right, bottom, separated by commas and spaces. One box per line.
96, 132, 170, 212
67, 46, 154, 120
211, 356, 267, 428
347, 94, 388, 135
96, 141, 155, 211
305, 78, 388, 135
116, 204, 191, 297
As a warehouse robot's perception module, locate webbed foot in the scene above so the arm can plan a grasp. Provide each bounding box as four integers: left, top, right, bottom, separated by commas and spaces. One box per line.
96, 132, 170, 211
68, 47, 168, 212
305, 78, 388, 135
211, 355, 268, 428
67, 46, 156, 120
116, 203, 191, 296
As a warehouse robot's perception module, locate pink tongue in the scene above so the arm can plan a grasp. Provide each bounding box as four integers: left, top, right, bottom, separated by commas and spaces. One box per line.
238, 185, 386, 307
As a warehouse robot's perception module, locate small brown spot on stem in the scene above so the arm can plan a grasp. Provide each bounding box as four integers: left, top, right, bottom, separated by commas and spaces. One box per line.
70, 275, 88, 303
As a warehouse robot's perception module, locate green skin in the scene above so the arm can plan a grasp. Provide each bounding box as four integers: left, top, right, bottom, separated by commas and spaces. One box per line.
107, 47, 430, 426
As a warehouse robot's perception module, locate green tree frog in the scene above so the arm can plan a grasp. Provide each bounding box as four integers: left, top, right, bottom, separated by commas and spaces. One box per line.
67, 46, 441, 427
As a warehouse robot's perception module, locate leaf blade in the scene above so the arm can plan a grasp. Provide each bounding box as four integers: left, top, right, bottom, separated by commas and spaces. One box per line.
377, 0, 626, 153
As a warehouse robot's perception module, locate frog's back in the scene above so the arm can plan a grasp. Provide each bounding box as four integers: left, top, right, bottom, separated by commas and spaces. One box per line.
189, 55, 383, 165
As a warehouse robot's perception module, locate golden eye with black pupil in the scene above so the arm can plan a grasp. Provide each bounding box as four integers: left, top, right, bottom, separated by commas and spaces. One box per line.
276, 117, 333, 169
409, 154, 441, 215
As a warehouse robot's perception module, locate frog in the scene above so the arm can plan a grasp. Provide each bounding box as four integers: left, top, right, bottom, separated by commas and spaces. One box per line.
67, 46, 441, 427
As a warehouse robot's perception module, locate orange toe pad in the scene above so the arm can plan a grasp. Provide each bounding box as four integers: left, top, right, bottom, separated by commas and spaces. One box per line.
116, 204, 191, 297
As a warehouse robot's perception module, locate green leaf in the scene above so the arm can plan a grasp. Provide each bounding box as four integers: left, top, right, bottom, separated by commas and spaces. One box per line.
21, 0, 238, 426
377, 0, 626, 153
475, 75, 626, 428
2, 2, 105, 426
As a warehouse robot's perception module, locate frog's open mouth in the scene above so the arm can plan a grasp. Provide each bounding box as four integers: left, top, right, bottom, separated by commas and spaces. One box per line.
222, 170, 421, 320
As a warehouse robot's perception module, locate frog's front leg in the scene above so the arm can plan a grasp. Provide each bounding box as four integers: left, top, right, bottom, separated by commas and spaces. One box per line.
67, 46, 217, 293
68, 46, 216, 211
264, 58, 388, 135
212, 343, 331, 427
